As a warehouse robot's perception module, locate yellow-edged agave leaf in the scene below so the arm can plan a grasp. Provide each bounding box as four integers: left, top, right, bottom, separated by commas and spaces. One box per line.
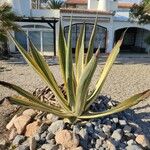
79, 89, 150, 119
66, 19, 75, 108
76, 24, 85, 83
85, 30, 127, 110
58, 20, 67, 85
0, 81, 64, 112
9, 33, 70, 112
9, 96, 73, 118
29, 40, 71, 112
75, 50, 100, 116
85, 16, 98, 65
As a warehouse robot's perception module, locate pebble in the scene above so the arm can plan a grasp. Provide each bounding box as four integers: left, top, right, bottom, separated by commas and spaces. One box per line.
112, 117, 119, 123
14, 115, 31, 134
38, 123, 48, 134
55, 130, 79, 149
126, 145, 143, 150
46, 114, 59, 122
29, 137, 36, 150
95, 139, 103, 149
123, 125, 132, 133
23, 109, 37, 118
102, 125, 111, 135
6, 114, 18, 130
41, 144, 59, 150
48, 120, 64, 134
9, 127, 17, 140
135, 134, 150, 148
46, 132, 55, 141
119, 120, 127, 126
12, 135, 26, 146
111, 129, 122, 141
127, 139, 136, 145
34, 133, 40, 141
25, 121, 40, 137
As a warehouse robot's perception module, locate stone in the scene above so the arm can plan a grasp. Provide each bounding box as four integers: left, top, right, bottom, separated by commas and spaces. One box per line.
48, 120, 64, 134
111, 129, 122, 141
79, 128, 88, 140
6, 115, 18, 130
46, 132, 55, 141
119, 120, 127, 126
127, 139, 136, 145
0, 139, 6, 146
34, 133, 40, 141
112, 118, 119, 123
135, 134, 150, 148
38, 123, 48, 134
126, 145, 143, 150
41, 144, 59, 150
13, 115, 31, 134
107, 140, 116, 150
55, 130, 79, 149
18, 140, 30, 150
46, 114, 59, 122
23, 109, 37, 118
9, 127, 17, 140
102, 125, 111, 135
123, 125, 132, 133
29, 137, 36, 150
25, 121, 41, 137
41, 131, 47, 140
18, 144, 30, 150
12, 135, 26, 146
71, 146, 83, 150
95, 139, 103, 149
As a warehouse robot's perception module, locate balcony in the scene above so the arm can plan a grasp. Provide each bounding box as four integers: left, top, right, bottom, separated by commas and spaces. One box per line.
11, 0, 60, 19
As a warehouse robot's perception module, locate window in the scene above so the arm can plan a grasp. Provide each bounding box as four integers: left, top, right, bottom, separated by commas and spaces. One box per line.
29, 31, 41, 50
15, 31, 27, 51
64, 23, 107, 52
43, 31, 54, 52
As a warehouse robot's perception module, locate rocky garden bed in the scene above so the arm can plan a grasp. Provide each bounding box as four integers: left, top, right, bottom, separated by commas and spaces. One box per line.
0, 86, 150, 150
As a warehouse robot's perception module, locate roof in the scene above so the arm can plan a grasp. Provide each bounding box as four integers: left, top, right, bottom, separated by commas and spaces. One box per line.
65, 0, 87, 5
60, 8, 112, 15
65, 0, 135, 9
118, 2, 134, 9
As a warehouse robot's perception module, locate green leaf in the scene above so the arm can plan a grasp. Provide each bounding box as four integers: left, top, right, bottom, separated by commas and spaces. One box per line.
85, 16, 98, 65
0, 81, 63, 112
58, 20, 67, 85
65, 18, 75, 109
79, 89, 150, 119
76, 23, 85, 84
85, 30, 127, 110
9, 96, 73, 118
29, 40, 71, 112
75, 49, 100, 116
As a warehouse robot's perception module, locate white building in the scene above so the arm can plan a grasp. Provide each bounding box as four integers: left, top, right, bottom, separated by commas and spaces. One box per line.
1, 0, 150, 55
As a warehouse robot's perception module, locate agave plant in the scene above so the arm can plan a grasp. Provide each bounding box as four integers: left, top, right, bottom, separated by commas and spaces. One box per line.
0, 19, 150, 122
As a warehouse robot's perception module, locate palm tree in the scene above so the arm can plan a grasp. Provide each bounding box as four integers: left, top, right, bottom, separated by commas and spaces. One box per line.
0, 3, 20, 56
48, 0, 64, 9
130, 0, 150, 24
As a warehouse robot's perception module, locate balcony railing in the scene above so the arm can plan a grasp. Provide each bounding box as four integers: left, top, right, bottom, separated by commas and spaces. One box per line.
32, 0, 50, 9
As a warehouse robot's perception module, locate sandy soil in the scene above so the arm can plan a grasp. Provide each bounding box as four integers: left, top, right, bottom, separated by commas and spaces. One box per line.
0, 56, 150, 139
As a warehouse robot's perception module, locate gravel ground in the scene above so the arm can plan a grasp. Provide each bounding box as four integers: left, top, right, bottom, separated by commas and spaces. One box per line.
0, 56, 150, 139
